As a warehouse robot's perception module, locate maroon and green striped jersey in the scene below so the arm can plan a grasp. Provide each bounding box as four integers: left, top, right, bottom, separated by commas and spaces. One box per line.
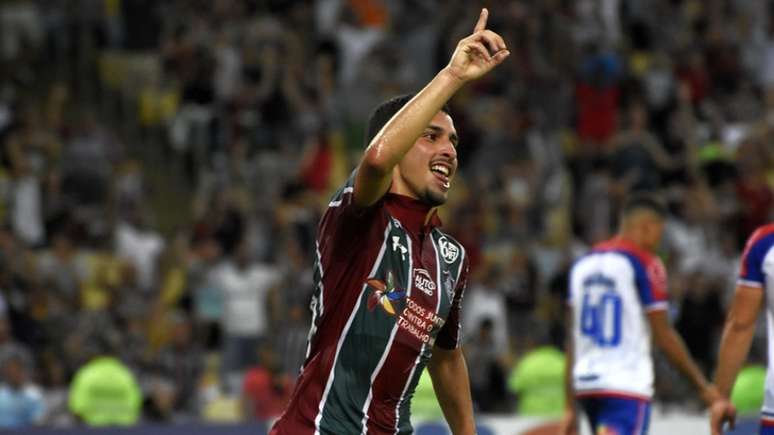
271, 174, 470, 435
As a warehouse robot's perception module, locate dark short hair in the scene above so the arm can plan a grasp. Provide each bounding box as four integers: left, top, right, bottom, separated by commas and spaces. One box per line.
365, 94, 452, 146
622, 192, 668, 219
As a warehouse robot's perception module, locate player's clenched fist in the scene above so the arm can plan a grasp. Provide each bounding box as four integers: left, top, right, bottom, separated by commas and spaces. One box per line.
445, 8, 510, 83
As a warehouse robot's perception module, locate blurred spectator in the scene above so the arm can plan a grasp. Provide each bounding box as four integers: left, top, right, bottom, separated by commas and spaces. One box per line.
213, 239, 279, 380
68, 344, 142, 426
610, 102, 676, 192
462, 261, 509, 355
60, 112, 119, 211
675, 273, 725, 376
38, 351, 70, 427
0, 316, 30, 368
0, 351, 44, 428
0, 1, 43, 61
501, 249, 539, 350
507, 343, 565, 417
146, 311, 203, 422
240, 347, 293, 422
464, 318, 509, 413
575, 45, 622, 149
114, 208, 165, 293
35, 229, 88, 306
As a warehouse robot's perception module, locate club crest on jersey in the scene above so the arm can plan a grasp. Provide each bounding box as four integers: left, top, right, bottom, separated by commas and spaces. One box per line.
365, 271, 406, 316
413, 268, 436, 296
438, 236, 459, 264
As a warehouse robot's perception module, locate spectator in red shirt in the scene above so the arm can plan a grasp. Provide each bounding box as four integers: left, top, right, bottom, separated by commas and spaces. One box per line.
241, 348, 294, 422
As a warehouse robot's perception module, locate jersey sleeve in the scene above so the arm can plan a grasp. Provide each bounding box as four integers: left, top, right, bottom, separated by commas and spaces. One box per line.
435, 255, 470, 350
633, 255, 669, 312
738, 228, 774, 288
319, 170, 384, 252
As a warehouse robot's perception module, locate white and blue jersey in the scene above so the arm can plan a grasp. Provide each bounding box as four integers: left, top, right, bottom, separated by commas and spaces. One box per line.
737, 223, 774, 430
569, 237, 669, 401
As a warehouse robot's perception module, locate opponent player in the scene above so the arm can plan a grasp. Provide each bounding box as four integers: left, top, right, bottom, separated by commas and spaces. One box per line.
561, 195, 719, 435
709, 223, 774, 435
270, 9, 509, 435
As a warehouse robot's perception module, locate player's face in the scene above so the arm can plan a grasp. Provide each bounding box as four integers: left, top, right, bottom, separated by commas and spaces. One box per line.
393, 111, 458, 207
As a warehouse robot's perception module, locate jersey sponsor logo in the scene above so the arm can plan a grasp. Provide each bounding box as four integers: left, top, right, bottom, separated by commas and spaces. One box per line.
397, 296, 445, 345
392, 236, 408, 261
438, 235, 459, 264
366, 271, 406, 316
413, 268, 436, 296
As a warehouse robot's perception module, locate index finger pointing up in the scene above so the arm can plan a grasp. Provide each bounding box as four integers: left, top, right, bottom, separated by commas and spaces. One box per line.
473, 8, 488, 33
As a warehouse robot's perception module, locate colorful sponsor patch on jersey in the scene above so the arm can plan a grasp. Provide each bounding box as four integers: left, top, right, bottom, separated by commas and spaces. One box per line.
366, 271, 406, 316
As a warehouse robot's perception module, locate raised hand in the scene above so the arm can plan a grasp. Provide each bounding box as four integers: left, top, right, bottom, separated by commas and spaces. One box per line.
446, 8, 510, 83
709, 398, 736, 435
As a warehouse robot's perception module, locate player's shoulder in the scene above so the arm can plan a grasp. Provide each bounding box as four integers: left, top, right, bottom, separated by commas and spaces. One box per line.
746, 223, 774, 249
590, 237, 666, 276
590, 237, 660, 268
327, 171, 357, 206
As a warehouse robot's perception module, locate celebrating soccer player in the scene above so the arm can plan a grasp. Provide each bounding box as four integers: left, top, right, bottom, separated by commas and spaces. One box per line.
270, 8, 509, 435
561, 195, 720, 435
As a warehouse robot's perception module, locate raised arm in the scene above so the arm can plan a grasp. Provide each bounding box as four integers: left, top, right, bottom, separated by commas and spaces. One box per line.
353, 8, 509, 207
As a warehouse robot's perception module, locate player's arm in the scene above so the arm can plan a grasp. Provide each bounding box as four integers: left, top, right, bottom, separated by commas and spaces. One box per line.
715, 284, 763, 394
560, 307, 578, 435
353, 8, 509, 207
709, 284, 764, 435
427, 346, 476, 435
648, 309, 720, 405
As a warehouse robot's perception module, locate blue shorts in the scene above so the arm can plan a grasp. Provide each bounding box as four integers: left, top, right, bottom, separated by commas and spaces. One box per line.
762, 418, 774, 435
579, 396, 651, 435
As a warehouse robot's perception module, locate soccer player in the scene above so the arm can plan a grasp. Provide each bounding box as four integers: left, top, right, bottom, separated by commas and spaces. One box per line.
709, 223, 774, 435
561, 195, 719, 435
270, 9, 509, 435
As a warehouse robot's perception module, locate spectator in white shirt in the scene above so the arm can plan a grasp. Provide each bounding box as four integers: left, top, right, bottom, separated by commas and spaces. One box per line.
213, 239, 279, 385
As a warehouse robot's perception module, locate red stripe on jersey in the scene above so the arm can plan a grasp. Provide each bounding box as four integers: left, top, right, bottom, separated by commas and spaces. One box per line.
364, 334, 426, 434
762, 418, 774, 427
576, 389, 651, 402
740, 223, 774, 277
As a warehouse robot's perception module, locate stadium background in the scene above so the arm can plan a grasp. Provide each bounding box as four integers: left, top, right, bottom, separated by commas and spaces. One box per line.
0, 0, 772, 432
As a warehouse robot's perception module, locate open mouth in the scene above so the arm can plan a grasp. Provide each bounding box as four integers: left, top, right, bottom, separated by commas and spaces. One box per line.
430, 163, 452, 190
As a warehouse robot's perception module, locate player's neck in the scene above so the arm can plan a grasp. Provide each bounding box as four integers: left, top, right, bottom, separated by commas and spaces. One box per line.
424, 210, 438, 226
388, 182, 438, 221
616, 232, 652, 252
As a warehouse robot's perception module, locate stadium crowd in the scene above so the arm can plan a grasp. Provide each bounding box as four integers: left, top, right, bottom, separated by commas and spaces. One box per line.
0, 0, 773, 428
